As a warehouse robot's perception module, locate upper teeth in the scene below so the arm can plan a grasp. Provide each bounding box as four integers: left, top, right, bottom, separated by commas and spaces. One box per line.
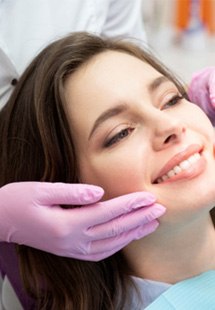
156, 152, 201, 183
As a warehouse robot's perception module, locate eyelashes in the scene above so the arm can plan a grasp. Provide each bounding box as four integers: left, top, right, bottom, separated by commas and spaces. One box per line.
162, 94, 184, 110
103, 93, 184, 148
104, 127, 134, 148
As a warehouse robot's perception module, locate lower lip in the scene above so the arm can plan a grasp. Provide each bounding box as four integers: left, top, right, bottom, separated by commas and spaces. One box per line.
157, 154, 206, 184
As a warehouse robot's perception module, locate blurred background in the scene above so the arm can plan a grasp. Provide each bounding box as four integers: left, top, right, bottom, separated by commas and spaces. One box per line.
141, 0, 215, 84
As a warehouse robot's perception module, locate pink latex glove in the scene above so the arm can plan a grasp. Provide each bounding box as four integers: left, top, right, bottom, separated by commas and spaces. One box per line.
188, 66, 215, 125
0, 182, 165, 261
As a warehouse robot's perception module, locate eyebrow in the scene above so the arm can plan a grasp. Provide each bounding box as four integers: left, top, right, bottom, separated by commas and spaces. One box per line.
88, 104, 128, 140
148, 75, 170, 92
88, 75, 171, 140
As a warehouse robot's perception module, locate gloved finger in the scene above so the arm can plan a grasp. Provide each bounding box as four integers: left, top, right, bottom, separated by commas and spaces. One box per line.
87, 203, 165, 240
36, 182, 104, 206
80, 220, 159, 260
80, 192, 156, 226
209, 71, 215, 108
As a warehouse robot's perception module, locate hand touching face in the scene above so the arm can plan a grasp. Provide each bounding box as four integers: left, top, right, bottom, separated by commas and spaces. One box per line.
64, 51, 215, 225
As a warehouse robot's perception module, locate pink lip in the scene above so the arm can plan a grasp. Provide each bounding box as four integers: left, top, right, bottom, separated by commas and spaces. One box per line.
153, 144, 203, 183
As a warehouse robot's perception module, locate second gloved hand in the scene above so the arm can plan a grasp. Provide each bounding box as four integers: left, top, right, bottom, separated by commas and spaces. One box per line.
188, 66, 215, 125
0, 182, 165, 261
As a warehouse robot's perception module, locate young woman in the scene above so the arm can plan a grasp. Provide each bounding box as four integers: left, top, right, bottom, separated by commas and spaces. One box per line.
0, 32, 215, 309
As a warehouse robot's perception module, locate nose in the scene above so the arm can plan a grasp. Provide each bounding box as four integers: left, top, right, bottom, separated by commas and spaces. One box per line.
151, 113, 186, 151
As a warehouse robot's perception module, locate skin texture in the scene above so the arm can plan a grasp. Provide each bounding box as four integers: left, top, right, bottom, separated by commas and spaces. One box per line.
64, 51, 215, 283
2, 32, 215, 308
64, 51, 215, 223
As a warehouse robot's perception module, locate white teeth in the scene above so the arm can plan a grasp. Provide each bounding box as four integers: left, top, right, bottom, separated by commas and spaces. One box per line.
188, 154, 197, 164
194, 153, 201, 160
173, 165, 182, 174
179, 160, 190, 170
161, 175, 168, 182
156, 152, 201, 184
167, 170, 175, 178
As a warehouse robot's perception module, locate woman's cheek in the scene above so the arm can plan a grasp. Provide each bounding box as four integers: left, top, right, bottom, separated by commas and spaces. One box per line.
102, 167, 145, 200
80, 155, 147, 200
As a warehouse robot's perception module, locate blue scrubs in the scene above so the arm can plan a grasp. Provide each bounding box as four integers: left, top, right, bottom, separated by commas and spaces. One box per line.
146, 271, 215, 309
127, 271, 215, 309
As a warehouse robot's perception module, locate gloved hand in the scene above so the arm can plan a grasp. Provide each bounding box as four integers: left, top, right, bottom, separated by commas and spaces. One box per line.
188, 66, 215, 125
0, 182, 165, 261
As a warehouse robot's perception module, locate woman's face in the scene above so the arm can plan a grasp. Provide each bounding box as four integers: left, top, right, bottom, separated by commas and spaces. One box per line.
64, 51, 215, 224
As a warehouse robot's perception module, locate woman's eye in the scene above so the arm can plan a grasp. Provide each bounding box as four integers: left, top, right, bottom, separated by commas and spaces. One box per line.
104, 128, 134, 148
162, 94, 184, 110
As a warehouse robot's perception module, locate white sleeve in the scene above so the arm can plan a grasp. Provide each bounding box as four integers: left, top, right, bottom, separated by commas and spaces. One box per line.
0, 273, 3, 310
1, 277, 23, 310
102, 0, 147, 45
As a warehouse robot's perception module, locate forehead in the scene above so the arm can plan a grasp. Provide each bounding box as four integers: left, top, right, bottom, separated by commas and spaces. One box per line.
63, 51, 163, 138
71, 50, 158, 84
64, 51, 160, 106
63, 50, 176, 150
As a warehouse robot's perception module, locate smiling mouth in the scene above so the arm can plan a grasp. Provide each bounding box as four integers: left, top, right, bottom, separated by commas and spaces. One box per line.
154, 152, 202, 184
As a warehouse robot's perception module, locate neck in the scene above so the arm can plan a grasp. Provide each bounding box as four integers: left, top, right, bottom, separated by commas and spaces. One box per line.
124, 214, 215, 284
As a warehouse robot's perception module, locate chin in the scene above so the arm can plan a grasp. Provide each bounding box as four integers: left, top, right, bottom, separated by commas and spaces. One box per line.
154, 185, 215, 226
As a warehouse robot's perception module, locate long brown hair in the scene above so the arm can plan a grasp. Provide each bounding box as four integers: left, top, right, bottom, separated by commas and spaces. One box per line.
0, 32, 214, 309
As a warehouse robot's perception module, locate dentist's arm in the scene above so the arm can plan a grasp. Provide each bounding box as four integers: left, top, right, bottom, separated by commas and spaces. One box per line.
188, 67, 215, 125
0, 182, 165, 261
